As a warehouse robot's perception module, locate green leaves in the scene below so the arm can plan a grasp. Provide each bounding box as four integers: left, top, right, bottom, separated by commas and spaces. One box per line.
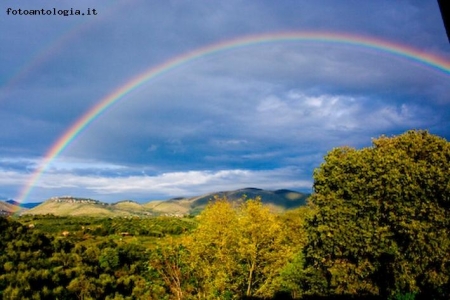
305, 130, 450, 298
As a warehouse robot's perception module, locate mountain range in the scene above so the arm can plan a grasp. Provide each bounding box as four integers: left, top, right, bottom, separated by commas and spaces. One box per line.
0, 188, 309, 217
6, 199, 41, 209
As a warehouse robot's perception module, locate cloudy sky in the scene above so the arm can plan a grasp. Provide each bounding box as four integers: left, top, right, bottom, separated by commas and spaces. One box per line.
1, 0, 449, 203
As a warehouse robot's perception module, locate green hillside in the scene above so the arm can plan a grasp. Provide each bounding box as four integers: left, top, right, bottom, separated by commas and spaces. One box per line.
170, 187, 309, 215
21, 197, 150, 217
22, 188, 309, 217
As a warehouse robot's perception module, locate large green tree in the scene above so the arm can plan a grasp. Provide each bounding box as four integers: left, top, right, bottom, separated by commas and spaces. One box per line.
304, 130, 450, 298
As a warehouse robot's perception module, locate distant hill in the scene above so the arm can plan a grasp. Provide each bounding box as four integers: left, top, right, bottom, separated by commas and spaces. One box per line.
21, 197, 150, 217
22, 189, 310, 217
144, 187, 309, 216
6, 199, 42, 209
0, 201, 18, 216
0, 199, 37, 215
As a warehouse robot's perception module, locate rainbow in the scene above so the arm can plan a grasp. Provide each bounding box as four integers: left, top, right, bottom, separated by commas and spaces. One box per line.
16, 31, 450, 203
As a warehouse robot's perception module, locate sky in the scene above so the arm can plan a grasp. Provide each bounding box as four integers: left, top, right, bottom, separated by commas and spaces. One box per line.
1, 0, 449, 203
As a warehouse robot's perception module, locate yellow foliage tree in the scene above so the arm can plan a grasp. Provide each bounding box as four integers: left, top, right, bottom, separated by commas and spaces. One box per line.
183, 196, 301, 299
182, 197, 241, 298
239, 198, 295, 297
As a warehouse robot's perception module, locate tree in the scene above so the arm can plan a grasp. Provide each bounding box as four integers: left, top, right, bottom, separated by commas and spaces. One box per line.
304, 130, 450, 298
149, 237, 195, 300
278, 206, 315, 298
182, 197, 241, 299
181, 197, 297, 299
236, 198, 293, 298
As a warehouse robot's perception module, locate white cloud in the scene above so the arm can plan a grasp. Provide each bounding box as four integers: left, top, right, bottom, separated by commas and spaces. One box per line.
0, 170, 28, 186
0, 151, 313, 202
45, 157, 127, 173
0, 163, 311, 202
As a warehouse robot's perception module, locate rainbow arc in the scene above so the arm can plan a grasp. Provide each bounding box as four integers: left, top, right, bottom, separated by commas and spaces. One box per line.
16, 31, 450, 203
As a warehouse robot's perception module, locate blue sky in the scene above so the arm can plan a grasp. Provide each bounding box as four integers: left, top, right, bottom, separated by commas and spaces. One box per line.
1, 0, 449, 203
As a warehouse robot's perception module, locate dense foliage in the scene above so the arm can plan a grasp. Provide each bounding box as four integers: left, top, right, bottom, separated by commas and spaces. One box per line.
1, 130, 448, 299
304, 130, 450, 299
0, 217, 153, 299
18, 214, 196, 237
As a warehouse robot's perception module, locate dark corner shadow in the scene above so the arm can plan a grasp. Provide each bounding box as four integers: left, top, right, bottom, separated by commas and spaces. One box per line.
438, 0, 450, 43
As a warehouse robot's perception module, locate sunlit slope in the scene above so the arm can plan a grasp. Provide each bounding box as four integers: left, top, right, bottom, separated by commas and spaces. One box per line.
21, 188, 309, 217
147, 188, 309, 215
0, 201, 18, 216
22, 197, 150, 217
112, 200, 148, 213
142, 199, 191, 215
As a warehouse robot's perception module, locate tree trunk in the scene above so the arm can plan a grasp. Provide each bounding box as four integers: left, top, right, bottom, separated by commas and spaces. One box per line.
246, 260, 256, 296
